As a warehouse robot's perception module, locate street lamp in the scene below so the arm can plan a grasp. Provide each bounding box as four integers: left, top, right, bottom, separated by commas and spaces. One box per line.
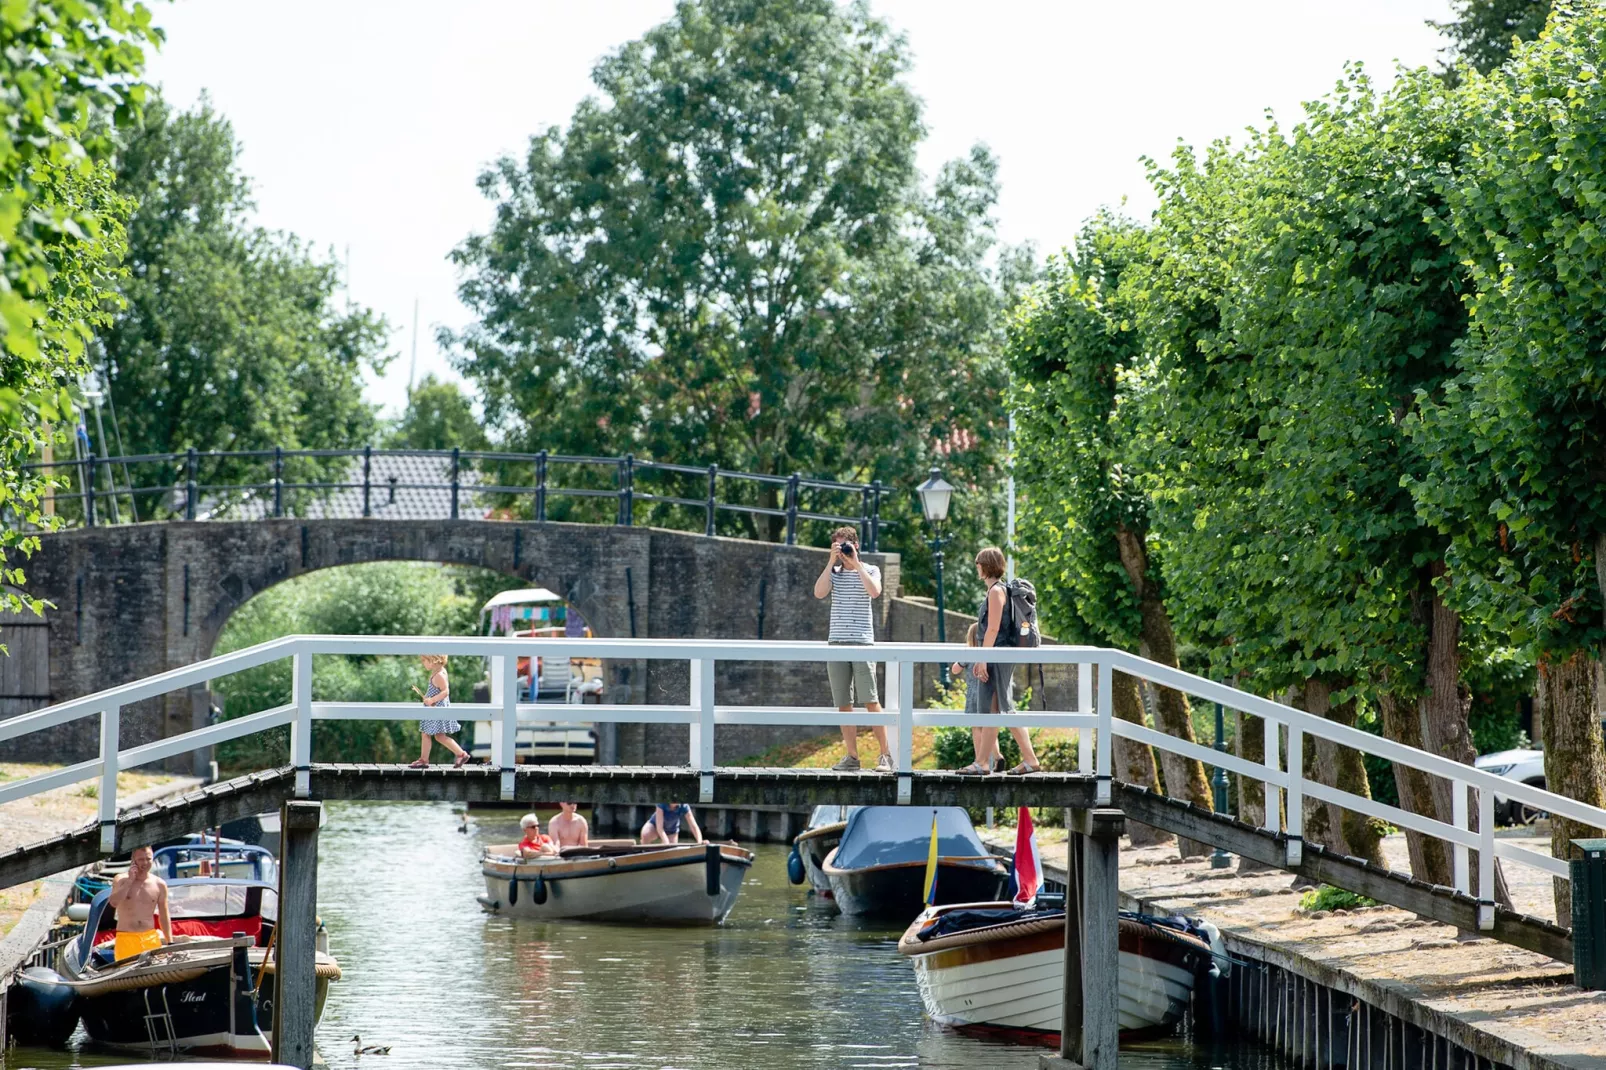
916, 467, 956, 686
1211, 700, 1232, 869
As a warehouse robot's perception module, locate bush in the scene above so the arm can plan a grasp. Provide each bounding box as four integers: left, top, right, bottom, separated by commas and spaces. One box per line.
1298, 885, 1377, 912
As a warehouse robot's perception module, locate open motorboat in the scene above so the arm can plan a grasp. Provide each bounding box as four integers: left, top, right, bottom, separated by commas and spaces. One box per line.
820, 807, 1009, 919
154, 843, 277, 884
478, 840, 753, 924
788, 805, 862, 895
898, 900, 1225, 1042
58, 878, 341, 1056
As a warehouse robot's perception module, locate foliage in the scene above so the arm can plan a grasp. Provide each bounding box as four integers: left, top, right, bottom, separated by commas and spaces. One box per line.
931, 724, 1021, 772
1298, 885, 1377, 912
99, 96, 391, 505
1432, 0, 1551, 74
211, 563, 514, 769
386, 375, 486, 451
0, 0, 155, 617
445, 0, 1026, 603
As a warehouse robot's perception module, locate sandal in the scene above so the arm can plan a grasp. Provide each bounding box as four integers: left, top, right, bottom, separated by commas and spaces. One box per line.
1006, 762, 1041, 775
408, 759, 429, 769
453, 751, 472, 768
955, 762, 992, 776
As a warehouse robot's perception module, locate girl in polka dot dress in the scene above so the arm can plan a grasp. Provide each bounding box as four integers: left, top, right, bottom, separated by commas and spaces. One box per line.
411, 654, 472, 768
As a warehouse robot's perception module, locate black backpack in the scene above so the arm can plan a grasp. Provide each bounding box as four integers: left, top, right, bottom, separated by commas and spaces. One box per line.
997, 578, 1041, 648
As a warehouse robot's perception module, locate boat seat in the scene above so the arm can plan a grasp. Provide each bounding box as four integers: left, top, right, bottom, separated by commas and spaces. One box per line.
90, 915, 262, 948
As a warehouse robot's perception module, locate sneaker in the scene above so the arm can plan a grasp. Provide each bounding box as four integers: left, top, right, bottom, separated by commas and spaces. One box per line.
875, 753, 896, 773
831, 755, 862, 772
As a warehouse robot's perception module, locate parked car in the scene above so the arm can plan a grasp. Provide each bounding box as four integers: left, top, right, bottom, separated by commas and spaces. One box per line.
1474, 716, 1606, 826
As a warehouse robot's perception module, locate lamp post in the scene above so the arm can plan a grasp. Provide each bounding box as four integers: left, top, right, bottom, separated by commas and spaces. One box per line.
916, 467, 956, 687
1211, 700, 1232, 869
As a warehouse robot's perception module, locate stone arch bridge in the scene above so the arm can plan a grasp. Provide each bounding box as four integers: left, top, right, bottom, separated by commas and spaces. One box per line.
4, 518, 919, 765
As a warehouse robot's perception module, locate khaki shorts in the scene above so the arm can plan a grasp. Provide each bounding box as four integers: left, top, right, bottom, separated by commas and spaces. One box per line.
827, 657, 880, 708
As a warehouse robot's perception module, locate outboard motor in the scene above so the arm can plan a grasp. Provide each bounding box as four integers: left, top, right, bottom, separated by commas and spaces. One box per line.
5, 966, 80, 1048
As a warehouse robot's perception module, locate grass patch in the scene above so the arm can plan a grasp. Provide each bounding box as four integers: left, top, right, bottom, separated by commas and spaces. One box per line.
1299, 885, 1377, 912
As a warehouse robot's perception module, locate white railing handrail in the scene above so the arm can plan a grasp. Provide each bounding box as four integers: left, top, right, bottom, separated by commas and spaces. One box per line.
1, 633, 1600, 928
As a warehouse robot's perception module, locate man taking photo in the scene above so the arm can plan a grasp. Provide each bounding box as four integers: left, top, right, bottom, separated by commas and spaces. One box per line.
813, 526, 892, 772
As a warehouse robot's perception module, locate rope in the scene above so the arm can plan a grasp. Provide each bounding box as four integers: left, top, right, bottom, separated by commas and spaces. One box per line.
257, 959, 343, 982
67, 966, 208, 996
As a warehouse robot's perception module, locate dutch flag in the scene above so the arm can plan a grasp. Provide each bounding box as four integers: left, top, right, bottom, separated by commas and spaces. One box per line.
1008, 806, 1042, 909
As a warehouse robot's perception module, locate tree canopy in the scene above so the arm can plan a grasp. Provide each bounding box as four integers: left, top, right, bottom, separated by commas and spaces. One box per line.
1432, 0, 1551, 73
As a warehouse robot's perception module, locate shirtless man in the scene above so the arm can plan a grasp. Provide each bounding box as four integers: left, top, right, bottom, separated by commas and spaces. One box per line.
548, 803, 589, 849
108, 845, 172, 961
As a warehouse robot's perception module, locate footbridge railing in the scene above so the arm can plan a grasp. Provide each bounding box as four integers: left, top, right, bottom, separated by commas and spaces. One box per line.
2, 637, 1602, 935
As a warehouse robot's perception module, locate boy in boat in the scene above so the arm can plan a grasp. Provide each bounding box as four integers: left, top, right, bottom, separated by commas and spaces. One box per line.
107, 845, 172, 960
517, 813, 558, 858
548, 802, 589, 848
639, 802, 703, 845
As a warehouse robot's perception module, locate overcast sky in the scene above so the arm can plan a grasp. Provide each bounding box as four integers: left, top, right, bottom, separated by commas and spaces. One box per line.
144, 1, 1457, 418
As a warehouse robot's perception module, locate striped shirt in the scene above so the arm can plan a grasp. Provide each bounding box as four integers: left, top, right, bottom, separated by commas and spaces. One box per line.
828, 562, 881, 644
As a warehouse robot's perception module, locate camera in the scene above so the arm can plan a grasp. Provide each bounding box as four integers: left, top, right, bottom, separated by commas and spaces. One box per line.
838, 542, 856, 557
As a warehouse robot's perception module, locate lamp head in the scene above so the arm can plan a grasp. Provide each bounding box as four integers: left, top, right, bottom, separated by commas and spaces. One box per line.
916, 466, 955, 524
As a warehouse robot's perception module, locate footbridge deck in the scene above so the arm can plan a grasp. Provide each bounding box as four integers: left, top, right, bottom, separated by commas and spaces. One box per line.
0, 634, 1598, 969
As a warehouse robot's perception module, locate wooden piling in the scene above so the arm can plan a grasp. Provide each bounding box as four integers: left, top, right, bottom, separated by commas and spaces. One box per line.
271, 800, 321, 1070
1042, 807, 1124, 1070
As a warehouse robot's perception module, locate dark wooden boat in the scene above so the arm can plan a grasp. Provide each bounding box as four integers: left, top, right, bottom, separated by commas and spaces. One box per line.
821, 807, 1008, 919
59, 878, 340, 1056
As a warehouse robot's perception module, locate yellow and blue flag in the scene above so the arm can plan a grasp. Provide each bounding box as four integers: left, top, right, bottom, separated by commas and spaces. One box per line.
922, 810, 940, 905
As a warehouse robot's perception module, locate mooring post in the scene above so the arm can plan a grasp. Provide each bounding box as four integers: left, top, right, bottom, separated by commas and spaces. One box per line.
272, 800, 322, 1070
1043, 807, 1124, 1070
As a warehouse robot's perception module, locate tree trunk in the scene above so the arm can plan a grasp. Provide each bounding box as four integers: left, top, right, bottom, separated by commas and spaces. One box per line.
1302, 678, 1386, 868
1234, 707, 1278, 873
1113, 670, 1173, 847
1115, 524, 1213, 858
1540, 650, 1606, 921
1378, 689, 1450, 886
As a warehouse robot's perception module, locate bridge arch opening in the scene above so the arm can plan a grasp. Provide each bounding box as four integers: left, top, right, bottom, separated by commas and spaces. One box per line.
208, 561, 602, 770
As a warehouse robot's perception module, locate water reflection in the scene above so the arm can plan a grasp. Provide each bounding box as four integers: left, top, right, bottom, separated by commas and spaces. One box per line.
4, 801, 1290, 1070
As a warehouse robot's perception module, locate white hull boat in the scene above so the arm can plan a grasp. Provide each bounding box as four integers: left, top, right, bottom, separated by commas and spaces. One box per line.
899, 902, 1224, 1041
479, 841, 752, 924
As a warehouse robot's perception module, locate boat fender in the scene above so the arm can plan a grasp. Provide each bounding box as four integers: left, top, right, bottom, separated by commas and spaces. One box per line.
786, 845, 806, 886
65, 903, 91, 923
1198, 920, 1229, 977
705, 843, 721, 897
529, 874, 548, 905
508, 877, 518, 906
5, 966, 80, 1048
475, 895, 500, 911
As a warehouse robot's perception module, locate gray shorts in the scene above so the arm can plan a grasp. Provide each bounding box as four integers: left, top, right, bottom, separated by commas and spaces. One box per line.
827, 655, 880, 708
973, 662, 1015, 714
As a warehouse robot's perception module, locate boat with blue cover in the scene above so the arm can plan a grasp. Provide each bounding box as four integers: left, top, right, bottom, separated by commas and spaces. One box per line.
820, 807, 1008, 918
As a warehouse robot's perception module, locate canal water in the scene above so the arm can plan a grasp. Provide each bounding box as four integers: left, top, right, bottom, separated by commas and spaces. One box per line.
8, 801, 1290, 1070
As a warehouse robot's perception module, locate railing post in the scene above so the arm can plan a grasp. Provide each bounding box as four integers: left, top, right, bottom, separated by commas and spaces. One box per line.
185, 447, 198, 521
361, 445, 372, 517
291, 650, 312, 797
535, 450, 548, 523
1095, 661, 1112, 805
273, 446, 284, 518
1077, 662, 1094, 773
499, 654, 517, 802
689, 658, 715, 803
705, 465, 718, 537
1285, 724, 1303, 866
1263, 717, 1282, 834
83, 456, 97, 527
1452, 779, 1470, 895
449, 447, 461, 520
784, 472, 800, 546
873, 480, 885, 551
98, 705, 119, 854
1478, 784, 1496, 930
896, 660, 914, 800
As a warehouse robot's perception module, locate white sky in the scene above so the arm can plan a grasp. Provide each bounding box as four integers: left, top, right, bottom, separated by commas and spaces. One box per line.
144, 1, 1456, 420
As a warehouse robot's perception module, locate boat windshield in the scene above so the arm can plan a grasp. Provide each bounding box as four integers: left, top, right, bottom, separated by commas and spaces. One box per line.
833, 806, 989, 869
807, 805, 863, 828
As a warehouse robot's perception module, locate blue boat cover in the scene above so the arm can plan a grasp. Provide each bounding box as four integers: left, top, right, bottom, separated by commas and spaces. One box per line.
832, 806, 989, 870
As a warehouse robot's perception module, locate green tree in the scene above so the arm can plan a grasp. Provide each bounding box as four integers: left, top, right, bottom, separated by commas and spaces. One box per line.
1409, 8, 1606, 918
1432, 0, 1551, 73
1, 0, 156, 615
446, 0, 1017, 598
386, 375, 487, 451
1008, 213, 1208, 853
98, 96, 391, 508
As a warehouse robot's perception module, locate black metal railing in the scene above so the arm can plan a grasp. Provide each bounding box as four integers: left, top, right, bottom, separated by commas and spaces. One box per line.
21, 448, 888, 551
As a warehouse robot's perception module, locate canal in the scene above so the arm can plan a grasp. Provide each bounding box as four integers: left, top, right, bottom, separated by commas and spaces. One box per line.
9, 801, 1290, 1070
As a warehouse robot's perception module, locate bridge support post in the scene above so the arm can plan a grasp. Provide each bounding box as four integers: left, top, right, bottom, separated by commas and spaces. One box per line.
1044, 807, 1123, 1070
272, 800, 321, 1070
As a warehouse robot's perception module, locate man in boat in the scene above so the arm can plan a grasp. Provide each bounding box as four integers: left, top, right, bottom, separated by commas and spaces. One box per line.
549, 802, 589, 848
639, 802, 703, 844
812, 525, 891, 773
517, 814, 559, 858
107, 845, 172, 961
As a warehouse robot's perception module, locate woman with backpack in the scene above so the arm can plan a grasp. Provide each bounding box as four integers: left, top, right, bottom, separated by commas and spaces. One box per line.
957, 546, 1043, 776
